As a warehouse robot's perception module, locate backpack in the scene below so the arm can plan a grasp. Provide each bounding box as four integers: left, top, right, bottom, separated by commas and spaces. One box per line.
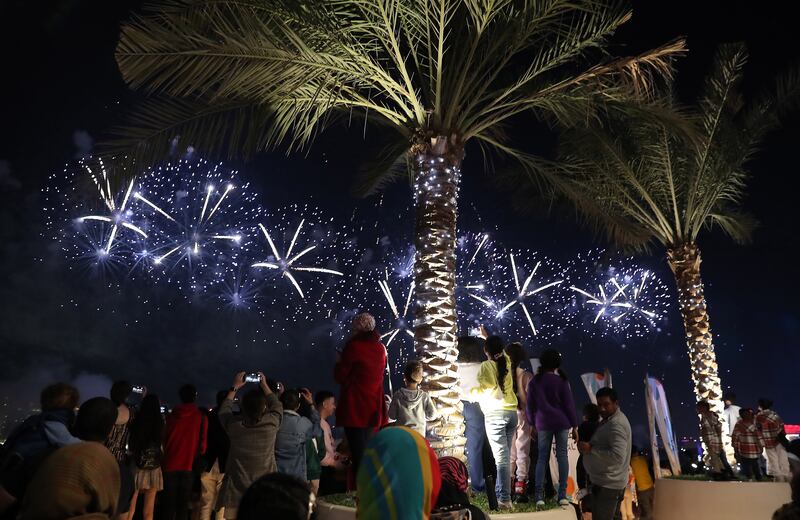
0, 414, 60, 498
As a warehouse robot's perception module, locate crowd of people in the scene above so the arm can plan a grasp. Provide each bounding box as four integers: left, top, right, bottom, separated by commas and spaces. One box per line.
0, 312, 797, 520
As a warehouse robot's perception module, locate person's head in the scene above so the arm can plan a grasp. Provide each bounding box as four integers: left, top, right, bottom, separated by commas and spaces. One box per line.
178, 384, 198, 404
131, 394, 164, 447
457, 335, 486, 364
403, 361, 424, 386
740, 408, 755, 421
315, 390, 336, 419
723, 392, 736, 406
583, 403, 600, 423
40, 382, 80, 412
438, 456, 469, 494
484, 335, 512, 395
595, 387, 619, 420
505, 342, 527, 370
241, 389, 267, 424
539, 349, 562, 373
237, 472, 313, 520
352, 312, 376, 334
109, 380, 133, 407
357, 427, 441, 520
758, 398, 774, 411
74, 397, 118, 442
696, 400, 711, 414
216, 390, 229, 408
280, 389, 302, 412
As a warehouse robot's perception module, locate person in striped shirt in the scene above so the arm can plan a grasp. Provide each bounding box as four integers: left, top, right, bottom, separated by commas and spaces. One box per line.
731, 408, 763, 481
757, 398, 792, 482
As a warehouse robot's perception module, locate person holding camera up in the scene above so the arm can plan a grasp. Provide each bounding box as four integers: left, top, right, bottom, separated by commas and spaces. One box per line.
217, 372, 283, 520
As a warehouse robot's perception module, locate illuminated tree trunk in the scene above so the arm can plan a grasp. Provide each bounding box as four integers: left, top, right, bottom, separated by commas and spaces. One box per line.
667, 242, 732, 461
412, 135, 465, 458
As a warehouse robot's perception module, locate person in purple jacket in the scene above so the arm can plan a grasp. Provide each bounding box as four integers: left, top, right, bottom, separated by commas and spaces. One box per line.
526, 349, 578, 507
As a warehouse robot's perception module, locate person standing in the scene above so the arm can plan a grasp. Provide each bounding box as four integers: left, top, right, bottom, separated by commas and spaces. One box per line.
757, 398, 792, 482
578, 387, 632, 520
275, 388, 323, 481
315, 391, 346, 496
217, 372, 283, 520
471, 335, 518, 509
505, 342, 533, 502
723, 393, 741, 437
525, 349, 579, 508
388, 360, 438, 437
630, 450, 654, 520
334, 312, 388, 487
456, 335, 489, 494
698, 401, 734, 479
128, 394, 165, 520
162, 384, 207, 520
732, 408, 763, 481
577, 403, 601, 492
195, 391, 231, 520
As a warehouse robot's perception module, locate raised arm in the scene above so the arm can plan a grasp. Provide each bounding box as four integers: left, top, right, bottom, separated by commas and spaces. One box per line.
219, 371, 246, 431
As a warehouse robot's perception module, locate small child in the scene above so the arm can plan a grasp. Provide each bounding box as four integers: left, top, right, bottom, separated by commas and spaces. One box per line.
732, 408, 763, 481
388, 360, 438, 437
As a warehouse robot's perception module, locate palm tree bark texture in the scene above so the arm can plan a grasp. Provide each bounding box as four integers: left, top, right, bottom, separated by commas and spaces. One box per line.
667, 242, 733, 458
412, 136, 465, 458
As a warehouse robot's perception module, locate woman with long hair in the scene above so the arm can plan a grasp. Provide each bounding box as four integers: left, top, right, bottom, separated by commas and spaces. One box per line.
471, 335, 518, 509
525, 349, 578, 507
127, 394, 164, 520
505, 342, 533, 502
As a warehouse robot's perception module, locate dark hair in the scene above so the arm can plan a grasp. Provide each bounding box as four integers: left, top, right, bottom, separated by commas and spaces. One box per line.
457, 336, 486, 364
583, 403, 600, 422
129, 394, 164, 453
739, 407, 754, 419
485, 336, 515, 396
314, 390, 335, 407
505, 342, 527, 370
40, 382, 80, 412
697, 400, 711, 411
237, 472, 311, 520
596, 387, 618, 402
403, 361, 423, 381
75, 397, 118, 442
110, 380, 133, 406
537, 349, 568, 381
216, 390, 229, 408
280, 389, 301, 412
241, 389, 267, 424
178, 384, 197, 404
758, 398, 774, 410
723, 392, 736, 402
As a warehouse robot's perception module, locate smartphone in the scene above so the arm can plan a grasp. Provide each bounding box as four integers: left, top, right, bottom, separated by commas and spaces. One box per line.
160, 405, 168, 414
244, 373, 260, 383
469, 326, 481, 337
132, 385, 145, 394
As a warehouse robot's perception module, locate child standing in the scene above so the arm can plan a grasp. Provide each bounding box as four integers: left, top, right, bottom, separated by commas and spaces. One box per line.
388, 361, 438, 437
732, 408, 763, 481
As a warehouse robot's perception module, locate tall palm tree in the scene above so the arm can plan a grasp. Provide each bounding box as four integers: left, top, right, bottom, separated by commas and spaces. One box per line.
108, 0, 682, 456
548, 44, 798, 451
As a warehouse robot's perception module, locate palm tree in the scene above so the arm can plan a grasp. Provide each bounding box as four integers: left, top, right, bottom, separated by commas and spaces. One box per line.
108, 0, 682, 456
548, 44, 798, 452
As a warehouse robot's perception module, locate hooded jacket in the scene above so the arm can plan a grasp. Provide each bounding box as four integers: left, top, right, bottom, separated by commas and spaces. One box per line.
388, 387, 437, 437
163, 404, 207, 473
275, 408, 322, 480
334, 331, 388, 428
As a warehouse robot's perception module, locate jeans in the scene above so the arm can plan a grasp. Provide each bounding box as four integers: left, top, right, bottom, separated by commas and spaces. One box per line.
463, 401, 486, 492
534, 429, 569, 501
484, 409, 518, 503
591, 485, 624, 520
161, 471, 194, 520
739, 457, 762, 480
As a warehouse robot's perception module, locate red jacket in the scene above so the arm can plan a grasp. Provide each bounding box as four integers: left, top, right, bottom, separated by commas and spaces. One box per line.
163, 404, 208, 472
334, 332, 389, 429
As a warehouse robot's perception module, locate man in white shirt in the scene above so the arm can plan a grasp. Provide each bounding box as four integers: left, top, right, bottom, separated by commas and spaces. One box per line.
723, 393, 741, 436
315, 391, 346, 495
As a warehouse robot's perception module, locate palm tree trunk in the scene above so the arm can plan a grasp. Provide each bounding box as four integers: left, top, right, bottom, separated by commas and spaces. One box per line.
667, 242, 732, 461
412, 135, 465, 458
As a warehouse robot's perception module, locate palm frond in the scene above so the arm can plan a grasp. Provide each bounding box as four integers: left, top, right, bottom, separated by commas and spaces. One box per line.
352, 133, 412, 197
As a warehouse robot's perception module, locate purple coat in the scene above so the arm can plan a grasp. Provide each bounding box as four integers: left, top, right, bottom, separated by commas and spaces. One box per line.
525, 372, 578, 432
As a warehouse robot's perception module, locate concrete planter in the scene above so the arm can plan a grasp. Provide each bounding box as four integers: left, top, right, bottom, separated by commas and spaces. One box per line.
316, 500, 576, 520
653, 478, 791, 520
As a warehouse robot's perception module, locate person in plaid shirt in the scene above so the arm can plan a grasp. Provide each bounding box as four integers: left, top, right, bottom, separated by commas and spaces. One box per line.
697, 401, 734, 479
731, 408, 763, 480
757, 398, 791, 482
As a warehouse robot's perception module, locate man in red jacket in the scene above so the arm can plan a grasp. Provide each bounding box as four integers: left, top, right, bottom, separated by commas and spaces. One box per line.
334, 312, 389, 489
162, 384, 207, 520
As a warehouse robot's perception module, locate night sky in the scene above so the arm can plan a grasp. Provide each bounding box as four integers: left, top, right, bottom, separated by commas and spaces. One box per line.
1, 1, 798, 443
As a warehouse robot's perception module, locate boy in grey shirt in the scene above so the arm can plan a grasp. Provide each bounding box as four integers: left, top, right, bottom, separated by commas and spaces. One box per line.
578, 387, 632, 520
388, 361, 438, 437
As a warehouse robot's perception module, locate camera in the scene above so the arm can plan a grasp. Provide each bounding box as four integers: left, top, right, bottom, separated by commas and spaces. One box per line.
244, 373, 260, 383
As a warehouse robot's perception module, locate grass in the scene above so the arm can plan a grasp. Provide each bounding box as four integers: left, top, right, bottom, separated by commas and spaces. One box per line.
321, 492, 562, 514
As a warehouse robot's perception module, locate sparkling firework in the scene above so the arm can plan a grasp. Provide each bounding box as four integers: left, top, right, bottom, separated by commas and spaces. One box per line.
564, 250, 670, 338
456, 232, 507, 331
